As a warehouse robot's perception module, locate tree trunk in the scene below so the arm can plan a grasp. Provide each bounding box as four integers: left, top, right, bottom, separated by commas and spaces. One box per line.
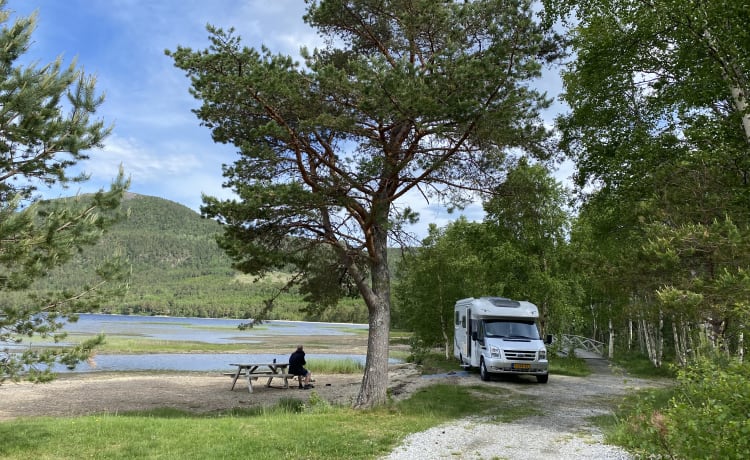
589, 303, 597, 340
353, 217, 391, 409
729, 84, 750, 143
641, 316, 663, 368
638, 319, 648, 354
355, 295, 390, 409
739, 331, 745, 363
672, 318, 687, 367
701, 29, 750, 144
441, 314, 450, 359
608, 318, 614, 359
656, 311, 664, 368
628, 319, 633, 351
641, 318, 653, 364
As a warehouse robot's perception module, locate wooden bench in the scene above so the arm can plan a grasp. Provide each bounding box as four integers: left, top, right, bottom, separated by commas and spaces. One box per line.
272, 373, 305, 389
225, 364, 304, 392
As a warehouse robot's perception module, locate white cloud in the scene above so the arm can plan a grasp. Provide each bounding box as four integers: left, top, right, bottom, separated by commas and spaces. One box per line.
6, 0, 569, 239
82, 135, 197, 181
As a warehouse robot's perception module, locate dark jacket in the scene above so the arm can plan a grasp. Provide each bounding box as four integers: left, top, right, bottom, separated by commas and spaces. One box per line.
289, 349, 306, 375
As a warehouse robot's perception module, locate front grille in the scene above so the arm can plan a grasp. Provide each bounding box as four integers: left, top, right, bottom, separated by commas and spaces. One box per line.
504, 350, 536, 361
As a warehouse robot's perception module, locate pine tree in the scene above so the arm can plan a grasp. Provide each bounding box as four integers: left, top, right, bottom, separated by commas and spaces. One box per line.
0, 1, 129, 384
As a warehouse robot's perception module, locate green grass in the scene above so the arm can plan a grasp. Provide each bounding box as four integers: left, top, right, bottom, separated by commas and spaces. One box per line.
549, 354, 591, 377
611, 353, 676, 378
307, 358, 363, 374
407, 351, 591, 378
94, 337, 254, 353
336, 327, 368, 335
412, 352, 461, 374
0, 383, 513, 460
591, 385, 677, 453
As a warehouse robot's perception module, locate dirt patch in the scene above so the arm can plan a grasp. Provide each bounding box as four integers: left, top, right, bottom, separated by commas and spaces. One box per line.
0, 356, 667, 428
0, 330, 424, 420
0, 364, 428, 421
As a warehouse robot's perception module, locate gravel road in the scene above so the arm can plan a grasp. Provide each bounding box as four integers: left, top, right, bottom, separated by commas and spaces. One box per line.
382, 358, 662, 460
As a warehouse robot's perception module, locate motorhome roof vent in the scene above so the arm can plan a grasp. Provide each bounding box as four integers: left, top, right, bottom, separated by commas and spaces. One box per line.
484, 297, 521, 308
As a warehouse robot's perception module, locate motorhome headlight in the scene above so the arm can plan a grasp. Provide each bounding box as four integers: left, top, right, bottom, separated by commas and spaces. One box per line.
538, 349, 547, 360
490, 345, 501, 358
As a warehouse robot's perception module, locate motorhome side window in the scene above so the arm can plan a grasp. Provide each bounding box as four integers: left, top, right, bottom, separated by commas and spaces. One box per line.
455, 311, 459, 326
477, 321, 485, 340
461, 315, 466, 328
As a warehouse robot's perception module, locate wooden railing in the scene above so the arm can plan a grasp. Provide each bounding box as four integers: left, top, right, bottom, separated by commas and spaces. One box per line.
559, 334, 605, 357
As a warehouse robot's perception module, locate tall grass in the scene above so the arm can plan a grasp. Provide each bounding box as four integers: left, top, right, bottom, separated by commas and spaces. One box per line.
308, 358, 363, 374
549, 353, 590, 377
611, 353, 676, 378
0, 383, 513, 460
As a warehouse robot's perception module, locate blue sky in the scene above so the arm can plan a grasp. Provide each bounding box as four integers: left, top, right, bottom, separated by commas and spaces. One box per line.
9, 1, 569, 240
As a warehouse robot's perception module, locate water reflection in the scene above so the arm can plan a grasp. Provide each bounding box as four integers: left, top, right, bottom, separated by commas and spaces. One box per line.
40, 314, 377, 373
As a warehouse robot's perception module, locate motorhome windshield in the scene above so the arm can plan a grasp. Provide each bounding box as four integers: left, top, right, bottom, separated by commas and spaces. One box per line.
484, 320, 540, 339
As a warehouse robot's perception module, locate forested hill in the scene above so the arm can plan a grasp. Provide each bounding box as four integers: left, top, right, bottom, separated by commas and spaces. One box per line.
32, 193, 369, 322
111, 193, 232, 273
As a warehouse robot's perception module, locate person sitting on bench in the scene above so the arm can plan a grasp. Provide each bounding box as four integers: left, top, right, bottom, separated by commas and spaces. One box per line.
289, 344, 313, 389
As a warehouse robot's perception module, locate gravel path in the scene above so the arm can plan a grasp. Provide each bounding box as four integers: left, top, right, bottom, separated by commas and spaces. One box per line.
382, 358, 662, 460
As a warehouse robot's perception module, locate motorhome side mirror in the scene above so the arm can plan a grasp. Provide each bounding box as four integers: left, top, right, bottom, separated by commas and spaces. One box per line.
545, 334, 553, 344
471, 332, 478, 341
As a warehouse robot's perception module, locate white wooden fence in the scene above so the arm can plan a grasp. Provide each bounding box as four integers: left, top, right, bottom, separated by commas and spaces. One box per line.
559, 334, 605, 357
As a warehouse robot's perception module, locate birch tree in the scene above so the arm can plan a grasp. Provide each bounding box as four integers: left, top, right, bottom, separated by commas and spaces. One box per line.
547, 0, 750, 362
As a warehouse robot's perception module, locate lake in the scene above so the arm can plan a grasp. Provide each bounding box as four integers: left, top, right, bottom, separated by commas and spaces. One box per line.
39, 314, 375, 373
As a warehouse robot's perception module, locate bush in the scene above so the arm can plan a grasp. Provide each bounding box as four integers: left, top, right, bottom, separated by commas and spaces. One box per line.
663, 358, 750, 459
610, 357, 750, 459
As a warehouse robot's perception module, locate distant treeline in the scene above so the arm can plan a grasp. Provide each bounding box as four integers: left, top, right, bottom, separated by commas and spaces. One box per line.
16, 194, 369, 323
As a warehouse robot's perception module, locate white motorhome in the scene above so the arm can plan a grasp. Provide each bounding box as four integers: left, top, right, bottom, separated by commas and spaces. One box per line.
454, 297, 550, 383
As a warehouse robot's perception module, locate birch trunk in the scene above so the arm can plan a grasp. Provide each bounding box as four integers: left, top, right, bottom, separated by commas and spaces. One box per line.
656, 311, 664, 368
739, 331, 745, 363
641, 316, 663, 368
628, 319, 633, 351
641, 318, 654, 365
672, 318, 688, 367
729, 85, 750, 143
696, 24, 750, 144
441, 314, 450, 359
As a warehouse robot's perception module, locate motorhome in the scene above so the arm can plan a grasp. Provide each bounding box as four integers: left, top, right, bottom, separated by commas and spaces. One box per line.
454, 297, 550, 383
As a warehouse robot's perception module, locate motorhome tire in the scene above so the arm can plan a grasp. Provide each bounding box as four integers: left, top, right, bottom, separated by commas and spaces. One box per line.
480, 359, 490, 381
537, 374, 549, 384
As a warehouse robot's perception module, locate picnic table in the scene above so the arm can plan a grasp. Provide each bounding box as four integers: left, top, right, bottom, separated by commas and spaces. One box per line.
226, 362, 300, 393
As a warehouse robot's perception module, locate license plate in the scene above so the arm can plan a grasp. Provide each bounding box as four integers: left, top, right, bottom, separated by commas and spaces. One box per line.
512, 363, 531, 370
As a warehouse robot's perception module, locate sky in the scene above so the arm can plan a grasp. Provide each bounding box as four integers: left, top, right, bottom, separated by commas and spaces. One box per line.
8, 0, 570, 240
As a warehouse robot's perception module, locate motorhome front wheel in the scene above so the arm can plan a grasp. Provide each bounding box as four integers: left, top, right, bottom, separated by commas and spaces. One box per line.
480, 359, 490, 381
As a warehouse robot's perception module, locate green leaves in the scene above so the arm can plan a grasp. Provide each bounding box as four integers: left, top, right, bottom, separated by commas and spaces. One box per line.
170, 0, 560, 407
0, 5, 128, 384
169, 0, 559, 247
553, 0, 750, 360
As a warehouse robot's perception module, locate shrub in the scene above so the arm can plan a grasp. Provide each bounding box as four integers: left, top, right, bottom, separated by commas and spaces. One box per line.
662, 358, 750, 459
610, 357, 750, 459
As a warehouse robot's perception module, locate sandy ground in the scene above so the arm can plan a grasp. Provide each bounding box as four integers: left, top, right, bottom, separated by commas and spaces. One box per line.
0, 364, 430, 420
0, 329, 426, 420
